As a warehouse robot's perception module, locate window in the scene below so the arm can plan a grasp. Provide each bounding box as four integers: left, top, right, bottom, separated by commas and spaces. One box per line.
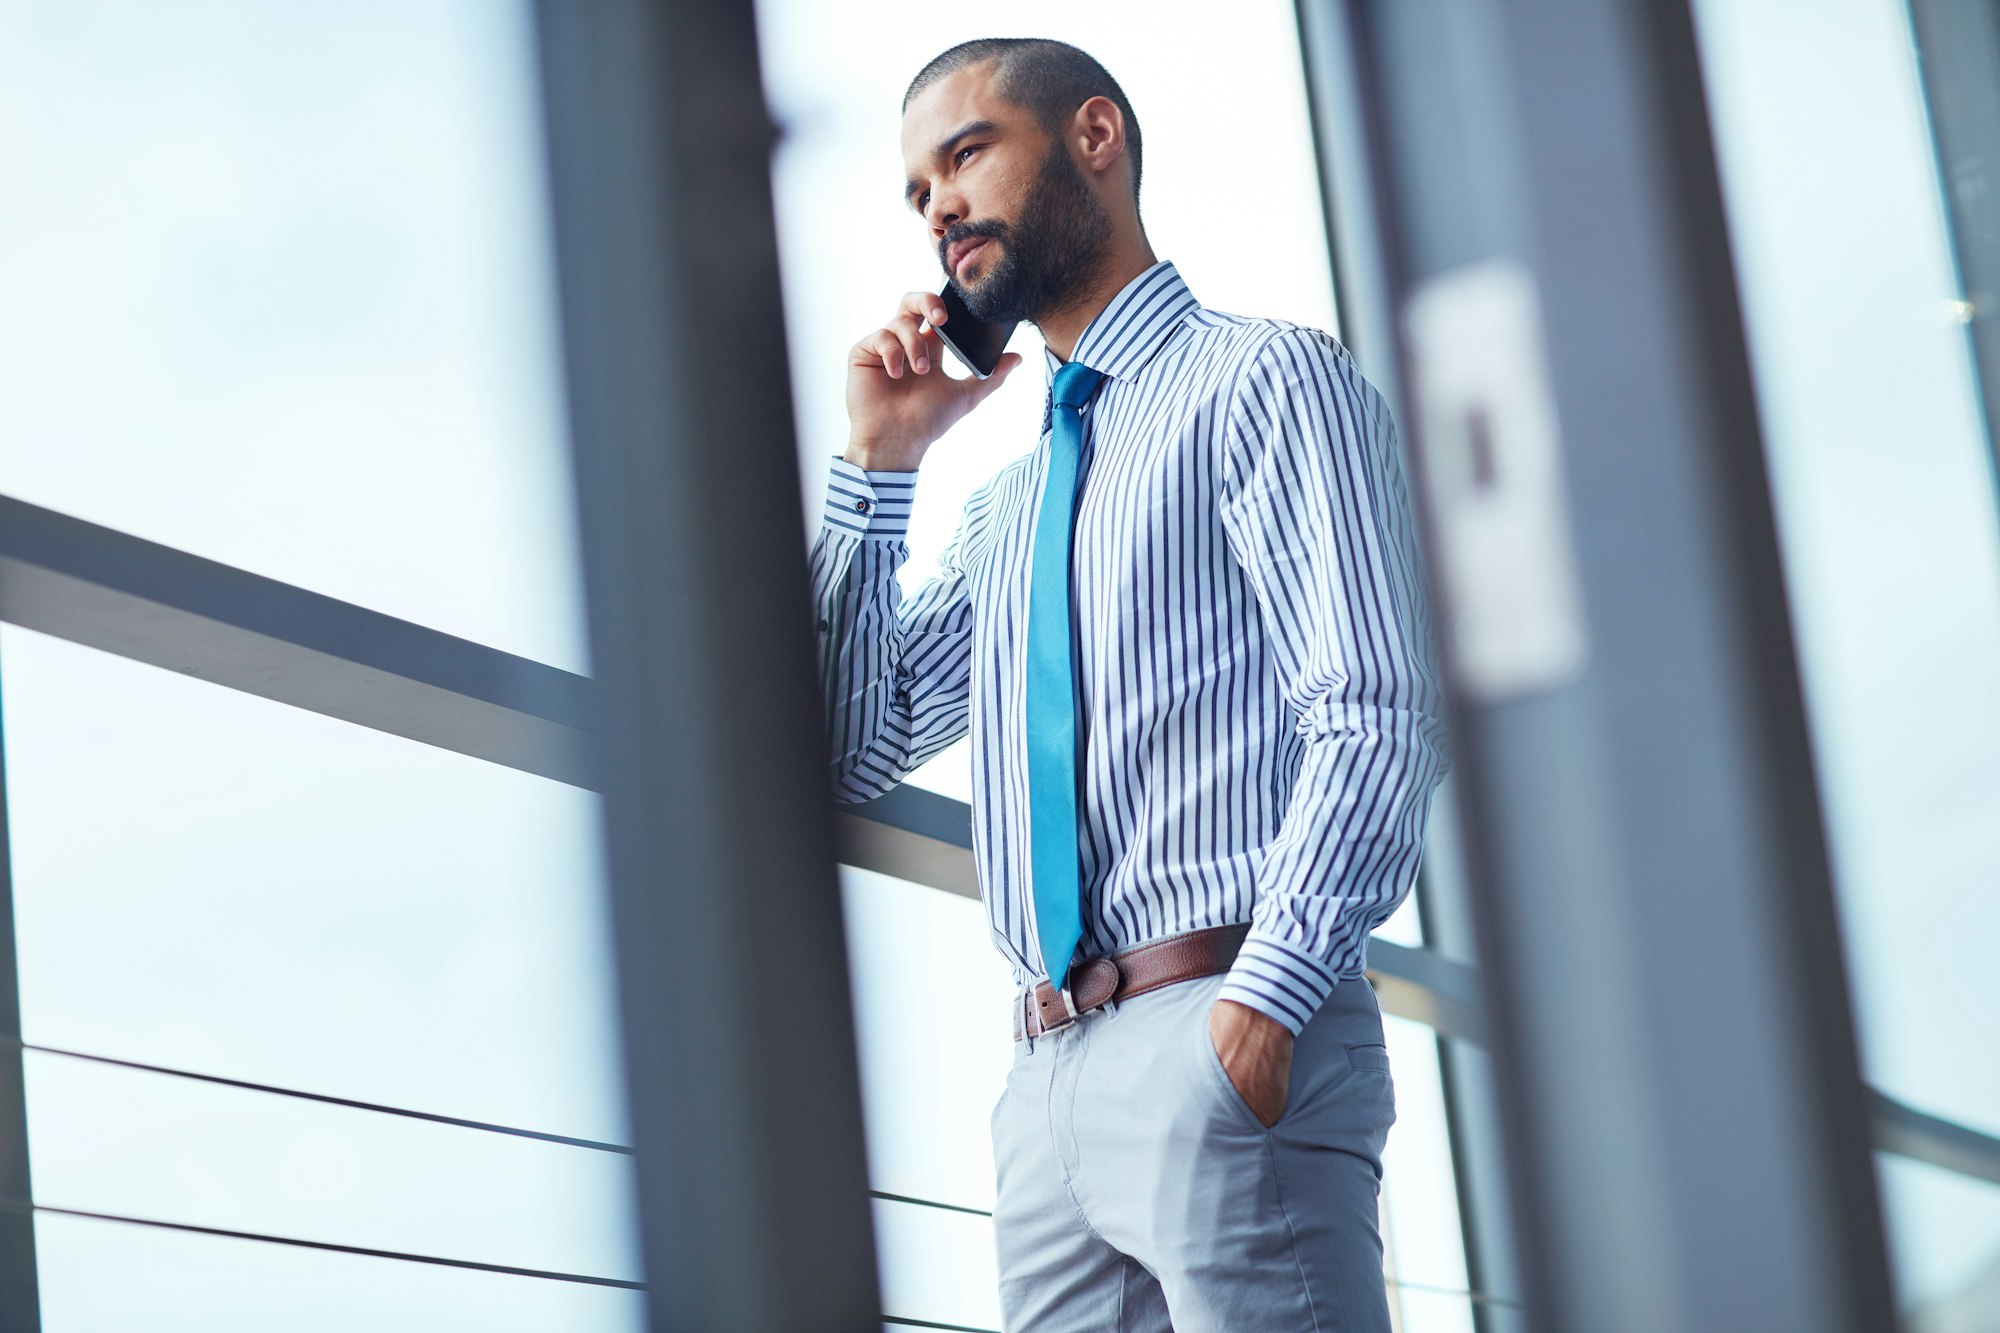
0, 3, 635, 1324
1692, 0, 2000, 1320
0, 0, 586, 671
4, 628, 624, 1141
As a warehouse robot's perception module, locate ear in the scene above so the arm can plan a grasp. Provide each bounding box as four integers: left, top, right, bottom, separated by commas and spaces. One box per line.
1072, 95, 1128, 181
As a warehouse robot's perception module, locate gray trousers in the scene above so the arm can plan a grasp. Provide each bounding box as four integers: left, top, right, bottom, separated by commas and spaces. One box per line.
989, 969, 1396, 1331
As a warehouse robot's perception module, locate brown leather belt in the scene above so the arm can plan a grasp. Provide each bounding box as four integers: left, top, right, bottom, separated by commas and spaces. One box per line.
1013, 922, 1251, 1041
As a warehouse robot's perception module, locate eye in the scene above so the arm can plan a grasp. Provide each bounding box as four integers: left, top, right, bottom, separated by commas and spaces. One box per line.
916, 190, 930, 212
956, 145, 979, 165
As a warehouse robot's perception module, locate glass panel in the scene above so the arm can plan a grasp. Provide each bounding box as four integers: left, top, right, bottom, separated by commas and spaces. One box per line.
904, 738, 974, 803
1388, 1285, 1478, 1333
1374, 885, 1425, 949
1406, 777, 1477, 960
758, 3, 1340, 798
1876, 1154, 2000, 1331
2, 626, 626, 1145
872, 1198, 1002, 1333
1379, 1015, 1474, 1310
1437, 1040, 1527, 1316
841, 865, 1015, 1211
26, 1051, 640, 1282
1689, 0, 2000, 1140
36, 1210, 646, 1333
0, 1, 586, 670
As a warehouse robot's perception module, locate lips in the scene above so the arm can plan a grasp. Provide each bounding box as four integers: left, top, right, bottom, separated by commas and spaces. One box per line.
950, 238, 991, 280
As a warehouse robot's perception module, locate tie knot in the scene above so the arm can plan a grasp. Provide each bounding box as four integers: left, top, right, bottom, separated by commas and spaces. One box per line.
1052, 361, 1105, 412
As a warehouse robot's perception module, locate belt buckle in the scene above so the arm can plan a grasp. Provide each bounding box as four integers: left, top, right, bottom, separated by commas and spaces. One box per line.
1035, 983, 1082, 1036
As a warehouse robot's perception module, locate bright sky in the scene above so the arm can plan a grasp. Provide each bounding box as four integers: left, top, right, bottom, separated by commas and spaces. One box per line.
0, 0, 586, 674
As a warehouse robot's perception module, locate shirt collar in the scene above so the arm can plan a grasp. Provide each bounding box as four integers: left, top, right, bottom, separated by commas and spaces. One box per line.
1041, 259, 1200, 387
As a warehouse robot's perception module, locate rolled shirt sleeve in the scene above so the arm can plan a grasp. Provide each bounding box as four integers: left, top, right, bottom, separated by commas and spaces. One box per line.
1211, 330, 1452, 1034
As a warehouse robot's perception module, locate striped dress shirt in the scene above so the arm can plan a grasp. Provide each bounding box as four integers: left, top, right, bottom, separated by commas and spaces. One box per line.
811, 260, 1450, 1034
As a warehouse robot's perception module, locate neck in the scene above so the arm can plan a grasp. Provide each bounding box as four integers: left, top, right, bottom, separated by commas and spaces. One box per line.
1035, 232, 1159, 362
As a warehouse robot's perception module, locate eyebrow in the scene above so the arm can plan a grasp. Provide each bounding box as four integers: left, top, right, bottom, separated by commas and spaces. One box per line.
903, 119, 1001, 209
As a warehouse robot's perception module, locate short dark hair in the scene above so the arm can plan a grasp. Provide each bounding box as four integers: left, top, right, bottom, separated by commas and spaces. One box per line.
903, 38, 1143, 203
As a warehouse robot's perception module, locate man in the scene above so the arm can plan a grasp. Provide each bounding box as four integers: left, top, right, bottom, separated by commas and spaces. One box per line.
811, 36, 1449, 1331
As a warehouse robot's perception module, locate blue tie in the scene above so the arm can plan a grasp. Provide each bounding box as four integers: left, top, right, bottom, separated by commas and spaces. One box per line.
1026, 360, 1105, 990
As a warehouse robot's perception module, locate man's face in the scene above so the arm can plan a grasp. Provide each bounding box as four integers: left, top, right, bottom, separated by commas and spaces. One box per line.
901, 63, 1113, 325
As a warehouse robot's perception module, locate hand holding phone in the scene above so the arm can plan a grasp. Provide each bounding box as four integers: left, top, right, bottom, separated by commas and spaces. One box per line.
845, 288, 1023, 470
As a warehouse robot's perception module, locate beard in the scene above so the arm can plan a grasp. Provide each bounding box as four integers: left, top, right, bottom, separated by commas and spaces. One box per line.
939, 141, 1114, 327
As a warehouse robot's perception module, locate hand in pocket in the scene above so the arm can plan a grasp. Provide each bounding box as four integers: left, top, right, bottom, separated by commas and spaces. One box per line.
1207, 998, 1295, 1128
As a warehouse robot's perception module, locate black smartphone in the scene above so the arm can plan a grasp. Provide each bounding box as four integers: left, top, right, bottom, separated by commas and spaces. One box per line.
932, 280, 1019, 379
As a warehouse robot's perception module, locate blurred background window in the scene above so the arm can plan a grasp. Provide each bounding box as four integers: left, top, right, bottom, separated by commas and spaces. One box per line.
3, 628, 625, 1142
1691, 0, 2000, 1324
0, 2, 636, 1327
0, 0, 587, 672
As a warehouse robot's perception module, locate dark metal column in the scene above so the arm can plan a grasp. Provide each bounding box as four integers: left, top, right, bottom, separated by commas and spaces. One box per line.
533, 3, 880, 1329
1293, 6, 1524, 1324
1333, 0, 1897, 1329
0, 643, 41, 1329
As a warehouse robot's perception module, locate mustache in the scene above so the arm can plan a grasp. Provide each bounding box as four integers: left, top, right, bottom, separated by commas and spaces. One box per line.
939, 219, 1010, 274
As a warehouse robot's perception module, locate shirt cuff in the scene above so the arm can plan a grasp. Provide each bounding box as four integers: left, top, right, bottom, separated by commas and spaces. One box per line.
823, 455, 918, 538
1215, 932, 1342, 1035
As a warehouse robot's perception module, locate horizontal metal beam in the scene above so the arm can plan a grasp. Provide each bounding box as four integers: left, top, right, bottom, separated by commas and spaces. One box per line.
0, 488, 1489, 1044
834, 813, 984, 899
840, 785, 976, 850
1367, 938, 1488, 1045
12, 499, 1994, 1191
839, 787, 1487, 1042
834, 786, 982, 899
0, 493, 592, 787
1870, 1090, 2000, 1189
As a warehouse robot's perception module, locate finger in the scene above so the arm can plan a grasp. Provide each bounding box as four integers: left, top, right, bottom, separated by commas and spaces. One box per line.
900, 289, 947, 329
889, 314, 931, 374
851, 330, 897, 373
867, 330, 905, 379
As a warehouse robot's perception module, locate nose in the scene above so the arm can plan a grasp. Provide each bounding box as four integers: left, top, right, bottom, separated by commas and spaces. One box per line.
924, 188, 965, 234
